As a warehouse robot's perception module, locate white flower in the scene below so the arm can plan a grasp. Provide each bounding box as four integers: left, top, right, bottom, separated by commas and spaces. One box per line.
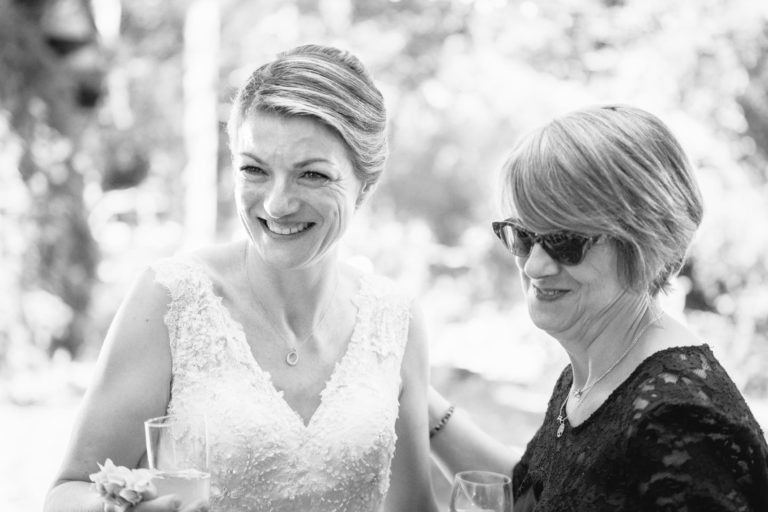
89, 459, 157, 511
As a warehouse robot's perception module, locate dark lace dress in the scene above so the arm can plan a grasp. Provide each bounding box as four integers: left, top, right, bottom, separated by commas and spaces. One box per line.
512, 345, 768, 511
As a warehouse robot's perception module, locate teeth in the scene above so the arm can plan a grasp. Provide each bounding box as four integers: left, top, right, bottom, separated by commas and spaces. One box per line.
265, 220, 311, 235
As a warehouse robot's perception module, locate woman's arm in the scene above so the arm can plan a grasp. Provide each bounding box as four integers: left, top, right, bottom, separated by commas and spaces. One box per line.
429, 387, 522, 484
44, 267, 175, 512
383, 303, 439, 512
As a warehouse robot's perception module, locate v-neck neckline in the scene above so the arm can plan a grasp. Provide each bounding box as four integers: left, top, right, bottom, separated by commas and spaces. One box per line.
186, 257, 367, 430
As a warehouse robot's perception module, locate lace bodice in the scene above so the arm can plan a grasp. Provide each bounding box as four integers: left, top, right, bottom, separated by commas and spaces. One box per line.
149, 256, 411, 512
513, 345, 768, 511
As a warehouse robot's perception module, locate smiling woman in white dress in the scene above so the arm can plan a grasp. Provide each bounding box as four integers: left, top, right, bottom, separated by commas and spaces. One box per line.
44, 44, 438, 512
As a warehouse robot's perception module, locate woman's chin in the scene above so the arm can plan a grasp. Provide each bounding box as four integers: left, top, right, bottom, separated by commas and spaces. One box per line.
527, 307, 569, 336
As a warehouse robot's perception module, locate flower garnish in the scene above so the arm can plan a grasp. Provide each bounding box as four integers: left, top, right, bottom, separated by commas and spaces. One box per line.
89, 459, 157, 511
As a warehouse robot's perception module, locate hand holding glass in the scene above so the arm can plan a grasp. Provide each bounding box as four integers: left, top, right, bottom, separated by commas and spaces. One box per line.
144, 415, 211, 508
449, 470, 513, 512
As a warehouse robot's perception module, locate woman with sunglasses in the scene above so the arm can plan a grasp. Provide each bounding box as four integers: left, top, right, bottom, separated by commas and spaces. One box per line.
429, 105, 768, 510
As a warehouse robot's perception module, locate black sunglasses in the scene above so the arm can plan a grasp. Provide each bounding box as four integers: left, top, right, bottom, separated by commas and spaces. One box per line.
491, 218, 601, 266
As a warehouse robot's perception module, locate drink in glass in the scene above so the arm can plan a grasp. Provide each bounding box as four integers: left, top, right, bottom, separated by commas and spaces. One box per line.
449, 470, 512, 512
144, 414, 210, 508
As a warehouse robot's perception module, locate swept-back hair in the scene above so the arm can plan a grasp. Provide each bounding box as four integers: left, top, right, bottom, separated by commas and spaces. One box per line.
227, 44, 388, 188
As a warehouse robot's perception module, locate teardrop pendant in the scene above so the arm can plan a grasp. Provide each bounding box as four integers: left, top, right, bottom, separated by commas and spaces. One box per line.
286, 349, 299, 366
557, 421, 565, 438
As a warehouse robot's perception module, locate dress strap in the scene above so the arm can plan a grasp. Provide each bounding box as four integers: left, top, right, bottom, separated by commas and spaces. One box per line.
150, 256, 213, 300
353, 273, 411, 361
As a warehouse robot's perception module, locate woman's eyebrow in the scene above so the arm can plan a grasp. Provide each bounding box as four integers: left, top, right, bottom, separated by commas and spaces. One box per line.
236, 151, 265, 163
237, 153, 332, 166
295, 158, 334, 167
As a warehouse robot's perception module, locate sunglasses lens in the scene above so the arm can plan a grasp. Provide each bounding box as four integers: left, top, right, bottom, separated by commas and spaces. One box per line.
542, 233, 591, 265
511, 228, 534, 256
493, 223, 533, 257
493, 220, 596, 265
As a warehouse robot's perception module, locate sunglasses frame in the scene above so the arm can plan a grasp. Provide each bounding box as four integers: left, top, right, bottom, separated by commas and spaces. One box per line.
491, 218, 602, 266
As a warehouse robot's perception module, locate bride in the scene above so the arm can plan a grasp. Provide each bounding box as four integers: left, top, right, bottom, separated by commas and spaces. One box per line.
44, 44, 438, 512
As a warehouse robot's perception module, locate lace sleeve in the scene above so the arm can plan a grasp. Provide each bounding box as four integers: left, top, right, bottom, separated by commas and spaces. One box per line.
628, 402, 768, 511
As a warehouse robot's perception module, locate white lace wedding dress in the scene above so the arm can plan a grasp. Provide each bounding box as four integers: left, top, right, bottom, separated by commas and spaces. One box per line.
150, 257, 410, 512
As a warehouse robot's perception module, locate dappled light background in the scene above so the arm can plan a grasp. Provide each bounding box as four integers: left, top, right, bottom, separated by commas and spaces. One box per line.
3, 0, 768, 509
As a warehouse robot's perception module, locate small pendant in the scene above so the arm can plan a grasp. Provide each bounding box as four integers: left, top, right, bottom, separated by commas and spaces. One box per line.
286, 349, 299, 366
573, 389, 583, 400
556, 414, 566, 438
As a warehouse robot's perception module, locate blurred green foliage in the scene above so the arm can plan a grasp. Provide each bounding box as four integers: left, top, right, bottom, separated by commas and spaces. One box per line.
2, 0, 768, 401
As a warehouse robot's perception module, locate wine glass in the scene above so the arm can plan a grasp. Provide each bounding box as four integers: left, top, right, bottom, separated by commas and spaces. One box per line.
144, 414, 210, 508
449, 470, 513, 512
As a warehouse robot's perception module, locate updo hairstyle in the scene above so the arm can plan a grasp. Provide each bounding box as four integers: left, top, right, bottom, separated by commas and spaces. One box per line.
227, 44, 388, 190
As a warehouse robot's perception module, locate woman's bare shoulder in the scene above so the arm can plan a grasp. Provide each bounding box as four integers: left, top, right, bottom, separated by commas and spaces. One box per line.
186, 239, 245, 270
182, 239, 246, 287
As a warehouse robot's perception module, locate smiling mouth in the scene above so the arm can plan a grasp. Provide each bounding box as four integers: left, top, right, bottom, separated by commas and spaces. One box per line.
260, 218, 314, 235
533, 285, 568, 300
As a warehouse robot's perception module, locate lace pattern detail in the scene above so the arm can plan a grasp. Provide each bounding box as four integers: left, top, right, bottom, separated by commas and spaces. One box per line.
512, 345, 768, 512
149, 256, 411, 512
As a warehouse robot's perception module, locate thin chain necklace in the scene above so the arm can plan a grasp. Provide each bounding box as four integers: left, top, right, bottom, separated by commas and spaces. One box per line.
244, 246, 338, 367
555, 312, 660, 438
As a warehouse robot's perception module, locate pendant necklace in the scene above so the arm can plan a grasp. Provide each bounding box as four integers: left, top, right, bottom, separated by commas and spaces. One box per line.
555, 312, 660, 438
244, 247, 338, 367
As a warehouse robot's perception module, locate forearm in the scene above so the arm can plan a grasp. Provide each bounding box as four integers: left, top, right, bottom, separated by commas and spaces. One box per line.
429, 390, 521, 482
44, 480, 104, 512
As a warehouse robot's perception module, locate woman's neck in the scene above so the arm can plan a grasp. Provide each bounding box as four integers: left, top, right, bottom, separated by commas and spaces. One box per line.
243, 241, 341, 332
565, 295, 661, 392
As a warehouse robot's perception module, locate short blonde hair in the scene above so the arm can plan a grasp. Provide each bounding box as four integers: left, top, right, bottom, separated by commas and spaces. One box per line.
500, 105, 703, 296
227, 44, 388, 188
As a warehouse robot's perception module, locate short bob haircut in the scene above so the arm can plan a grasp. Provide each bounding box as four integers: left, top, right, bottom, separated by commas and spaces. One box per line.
500, 105, 704, 297
227, 44, 388, 190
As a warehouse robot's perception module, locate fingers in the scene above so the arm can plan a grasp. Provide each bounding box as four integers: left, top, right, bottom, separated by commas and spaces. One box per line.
132, 495, 209, 512
180, 498, 210, 512
140, 486, 158, 502
132, 494, 182, 511
109, 494, 208, 512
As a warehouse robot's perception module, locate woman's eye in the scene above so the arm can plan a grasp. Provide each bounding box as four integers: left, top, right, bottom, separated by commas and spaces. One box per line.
302, 171, 331, 181
547, 233, 569, 244
514, 228, 534, 242
240, 165, 267, 176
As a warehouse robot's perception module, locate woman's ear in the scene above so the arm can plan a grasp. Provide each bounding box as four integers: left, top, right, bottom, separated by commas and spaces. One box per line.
356, 182, 375, 208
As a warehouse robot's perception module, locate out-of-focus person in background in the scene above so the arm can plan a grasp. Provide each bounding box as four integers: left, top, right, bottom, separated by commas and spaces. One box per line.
44, 44, 437, 512
429, 105, 768, 511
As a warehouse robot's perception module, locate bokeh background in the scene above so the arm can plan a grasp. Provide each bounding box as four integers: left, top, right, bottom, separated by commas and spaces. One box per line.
2, 0, 768, 509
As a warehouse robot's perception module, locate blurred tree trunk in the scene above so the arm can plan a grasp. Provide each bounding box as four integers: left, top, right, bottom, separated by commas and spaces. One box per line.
0, 0, 104, 371
738, 33, 768, 180
182, 0, 220, 249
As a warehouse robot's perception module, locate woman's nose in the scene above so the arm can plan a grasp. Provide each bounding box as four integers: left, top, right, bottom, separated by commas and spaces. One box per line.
521, 243, 560, 278
263, 180, 300, 218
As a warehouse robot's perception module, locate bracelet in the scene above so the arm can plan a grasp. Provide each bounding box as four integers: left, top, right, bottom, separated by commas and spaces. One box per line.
429, 404, 455, 439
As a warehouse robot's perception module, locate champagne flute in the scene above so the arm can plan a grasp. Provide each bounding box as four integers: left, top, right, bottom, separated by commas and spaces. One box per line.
449, 470, 513, 512
144, 414, 211, 508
